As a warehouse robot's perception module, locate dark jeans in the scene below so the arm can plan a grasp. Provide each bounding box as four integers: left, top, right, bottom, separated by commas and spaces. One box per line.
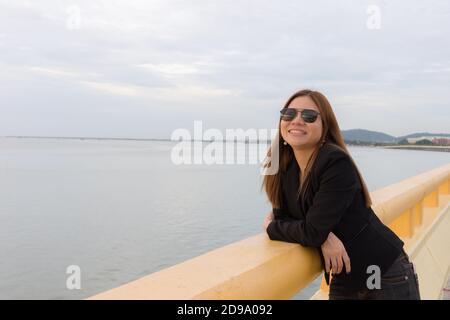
329, 250, 421, 300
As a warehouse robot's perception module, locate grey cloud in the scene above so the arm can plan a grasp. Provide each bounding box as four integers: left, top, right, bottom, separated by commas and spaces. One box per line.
0, 0, 449, 137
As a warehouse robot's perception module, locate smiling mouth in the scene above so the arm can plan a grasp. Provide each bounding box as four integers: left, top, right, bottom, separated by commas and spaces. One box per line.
288, 129, 307, 135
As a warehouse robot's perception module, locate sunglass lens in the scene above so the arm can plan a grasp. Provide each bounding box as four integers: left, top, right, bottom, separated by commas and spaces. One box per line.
280, 108, 296, 121
301, 109, 318, 123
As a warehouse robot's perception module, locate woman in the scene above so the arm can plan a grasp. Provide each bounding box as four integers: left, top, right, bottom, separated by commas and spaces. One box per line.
261, 89, 420, 300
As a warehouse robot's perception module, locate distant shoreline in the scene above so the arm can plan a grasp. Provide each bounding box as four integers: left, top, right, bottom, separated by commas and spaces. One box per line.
1, 135, 171, 142
2, 136, 449, 152
378, 145, 450, 153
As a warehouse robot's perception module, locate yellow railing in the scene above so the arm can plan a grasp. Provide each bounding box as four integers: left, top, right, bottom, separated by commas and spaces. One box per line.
88, 163, 450, 300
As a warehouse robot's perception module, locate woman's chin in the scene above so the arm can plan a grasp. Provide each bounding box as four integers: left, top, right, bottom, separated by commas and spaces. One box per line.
287, 140, 318, 149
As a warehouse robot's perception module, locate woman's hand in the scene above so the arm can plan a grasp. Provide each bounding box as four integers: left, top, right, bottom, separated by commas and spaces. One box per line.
321, 232, 351, 275
263, 211, 274, 231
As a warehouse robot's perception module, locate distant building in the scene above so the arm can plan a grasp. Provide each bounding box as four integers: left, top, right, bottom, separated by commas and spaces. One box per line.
407, 136, 450, 145
432, 137, 450, 146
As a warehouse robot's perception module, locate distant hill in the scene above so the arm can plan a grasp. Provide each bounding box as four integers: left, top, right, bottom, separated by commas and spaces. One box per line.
341, 129, 396, 143
342, 129, 450, 143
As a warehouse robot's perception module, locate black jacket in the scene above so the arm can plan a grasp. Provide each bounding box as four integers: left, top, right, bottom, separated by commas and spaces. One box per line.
266, 142, 404, 290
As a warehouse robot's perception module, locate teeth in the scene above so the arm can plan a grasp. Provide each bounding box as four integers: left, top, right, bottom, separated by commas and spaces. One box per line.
289, 129, 306, 134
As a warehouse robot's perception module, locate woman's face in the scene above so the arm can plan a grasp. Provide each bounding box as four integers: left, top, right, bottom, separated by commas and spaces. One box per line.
280, 95, 323, 149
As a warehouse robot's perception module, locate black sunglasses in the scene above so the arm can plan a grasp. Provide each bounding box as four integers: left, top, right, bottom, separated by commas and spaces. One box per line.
280, 108, 320, 123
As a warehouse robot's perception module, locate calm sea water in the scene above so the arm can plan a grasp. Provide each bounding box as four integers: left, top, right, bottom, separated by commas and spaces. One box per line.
0, 138, 449, 300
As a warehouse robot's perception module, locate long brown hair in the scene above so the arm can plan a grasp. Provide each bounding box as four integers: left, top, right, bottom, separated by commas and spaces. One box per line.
261, 89, 372, 209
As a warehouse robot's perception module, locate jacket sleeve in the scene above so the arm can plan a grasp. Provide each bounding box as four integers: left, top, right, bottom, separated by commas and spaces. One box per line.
266, 152, 359, 247
273, 208, 297, 221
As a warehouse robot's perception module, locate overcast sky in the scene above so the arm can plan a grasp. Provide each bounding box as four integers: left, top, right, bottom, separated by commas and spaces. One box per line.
1, 0, 449, 139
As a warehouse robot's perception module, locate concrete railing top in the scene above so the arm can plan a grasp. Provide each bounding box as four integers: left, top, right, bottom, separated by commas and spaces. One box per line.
371, 163, 450, 225
89, 163, 450, 300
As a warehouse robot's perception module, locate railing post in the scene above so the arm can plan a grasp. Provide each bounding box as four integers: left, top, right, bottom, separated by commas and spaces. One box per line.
389, 208, 414, 238
413, 202, 423, 227
438, 179, 450, 196
320, 275, 329, 292
423, 190, 439, 207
